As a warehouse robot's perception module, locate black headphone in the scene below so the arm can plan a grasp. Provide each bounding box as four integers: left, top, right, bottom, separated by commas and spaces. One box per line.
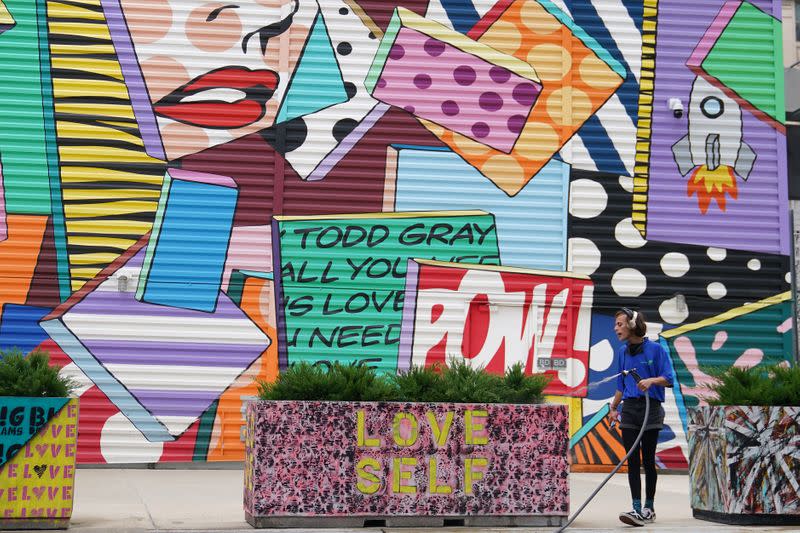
620, 307, 638, 329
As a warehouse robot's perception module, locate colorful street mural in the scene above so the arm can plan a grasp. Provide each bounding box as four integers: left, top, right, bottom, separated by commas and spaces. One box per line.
0, 0, 791, 465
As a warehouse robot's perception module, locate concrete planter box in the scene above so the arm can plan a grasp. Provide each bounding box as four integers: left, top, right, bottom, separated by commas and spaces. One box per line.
244, 401, 569, 528
0, 397, 79, 530
688, 405, 800, 526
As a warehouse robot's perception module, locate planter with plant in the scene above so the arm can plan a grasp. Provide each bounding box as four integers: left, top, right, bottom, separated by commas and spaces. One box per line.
244, 361, 568, 528
0, 349, 78, 530
688, 363, 800, 525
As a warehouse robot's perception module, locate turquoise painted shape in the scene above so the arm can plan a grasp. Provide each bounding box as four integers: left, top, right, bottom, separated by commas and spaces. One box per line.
276, 11, 348, 123
0, 397, 68, 467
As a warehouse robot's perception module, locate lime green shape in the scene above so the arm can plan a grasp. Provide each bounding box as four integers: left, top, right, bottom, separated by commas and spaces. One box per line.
700, 2, 782, 123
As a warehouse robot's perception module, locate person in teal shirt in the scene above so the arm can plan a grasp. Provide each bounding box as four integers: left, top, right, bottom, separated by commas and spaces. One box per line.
607, 308, 674, 527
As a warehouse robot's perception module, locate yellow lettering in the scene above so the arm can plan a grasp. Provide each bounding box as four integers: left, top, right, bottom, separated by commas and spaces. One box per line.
391, 457, 417, 494
464, 457, 488, 494
428, 457, 452, 494
465, 409, 488, 445
426, 411, 454, 447
356, 457, 381, 494
392, 412, 419, 447
357, 410, 380, 447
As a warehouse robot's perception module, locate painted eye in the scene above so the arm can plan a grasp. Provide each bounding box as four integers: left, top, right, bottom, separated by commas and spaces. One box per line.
700, 96, 723, 118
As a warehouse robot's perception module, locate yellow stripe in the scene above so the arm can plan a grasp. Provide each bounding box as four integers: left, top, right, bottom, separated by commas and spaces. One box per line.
69, 252, 126, 266
55, 101, 135, 120
53, 78, 130, 100
68, 219, 153, 234
47, 2, 105, 20
70, 269, 103, 285
64, 200, 158, 219
50, 56, 125, 81
67, 235, 139, 249
56, 120, 145, 147
62, 188, 161, 202
60, 166, 165, 185
661, 292, 791, 339
58, 145, 162, 164
50, 43, 116, 55
48, 20, 111, 40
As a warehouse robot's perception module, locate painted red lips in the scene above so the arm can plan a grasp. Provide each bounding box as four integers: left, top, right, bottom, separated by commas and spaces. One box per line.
154, 67, 279, 129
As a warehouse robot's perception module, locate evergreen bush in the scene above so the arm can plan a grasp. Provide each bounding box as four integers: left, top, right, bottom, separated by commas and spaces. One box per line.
705, 363, 800, 406
0, 348, 76, 397
256, 359, 551, 404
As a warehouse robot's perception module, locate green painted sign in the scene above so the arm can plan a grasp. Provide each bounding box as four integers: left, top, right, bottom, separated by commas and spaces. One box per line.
273, 211, 500, 372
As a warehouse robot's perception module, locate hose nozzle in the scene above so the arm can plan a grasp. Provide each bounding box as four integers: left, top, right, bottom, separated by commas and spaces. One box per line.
622, 368, 642, 383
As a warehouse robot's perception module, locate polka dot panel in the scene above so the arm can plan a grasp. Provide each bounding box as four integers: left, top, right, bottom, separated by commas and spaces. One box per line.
417, 0, 623, 196
371, 26, 542, 154
567, 169, 791, 325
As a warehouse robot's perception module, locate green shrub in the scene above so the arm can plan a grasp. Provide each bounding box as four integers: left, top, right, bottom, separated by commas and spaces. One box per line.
705, 363, 800, 406
256, 359, 551, 404
0, 348, 76, 397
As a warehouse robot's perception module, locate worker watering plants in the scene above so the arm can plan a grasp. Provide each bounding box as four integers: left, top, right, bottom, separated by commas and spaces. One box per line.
607, 308, 675, 527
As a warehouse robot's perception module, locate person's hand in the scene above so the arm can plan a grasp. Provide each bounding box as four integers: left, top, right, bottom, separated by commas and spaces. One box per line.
606, 407, 620, 426
637, 378, 654, 391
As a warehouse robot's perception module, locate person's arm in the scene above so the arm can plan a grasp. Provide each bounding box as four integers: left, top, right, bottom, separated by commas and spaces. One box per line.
638, 343, 675, 390
607, 390, 623, 424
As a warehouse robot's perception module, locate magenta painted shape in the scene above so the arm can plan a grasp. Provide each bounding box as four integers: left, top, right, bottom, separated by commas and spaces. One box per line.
245, 401, 569, 518
686, 0, 741, 69
371, 27, 541, 153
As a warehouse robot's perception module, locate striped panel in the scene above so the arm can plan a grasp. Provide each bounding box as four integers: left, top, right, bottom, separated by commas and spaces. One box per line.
631, 0, 658, 236
570, 408, 627, 469
46, 0, 166, 292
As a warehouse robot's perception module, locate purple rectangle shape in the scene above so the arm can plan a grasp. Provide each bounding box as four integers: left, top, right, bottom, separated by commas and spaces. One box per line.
79, 339, 263, 368
129, 389, 220, 418
646, 0, 788, 255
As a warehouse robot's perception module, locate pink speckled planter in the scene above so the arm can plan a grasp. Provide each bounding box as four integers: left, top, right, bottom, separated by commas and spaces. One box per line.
244, 401, 569, 528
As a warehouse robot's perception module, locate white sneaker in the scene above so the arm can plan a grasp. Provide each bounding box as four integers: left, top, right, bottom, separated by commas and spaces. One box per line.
618, 509, 645, 527
641, 508, 656, 523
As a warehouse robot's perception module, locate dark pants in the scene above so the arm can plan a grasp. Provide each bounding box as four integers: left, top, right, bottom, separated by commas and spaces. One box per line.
622, 427, 660, 502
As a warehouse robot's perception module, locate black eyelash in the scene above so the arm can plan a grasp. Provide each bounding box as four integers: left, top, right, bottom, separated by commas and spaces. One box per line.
206, 4, 239, 22
242, 0, 300, 54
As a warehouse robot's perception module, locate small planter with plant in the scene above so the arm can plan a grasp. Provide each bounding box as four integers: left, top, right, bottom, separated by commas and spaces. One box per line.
0, 349, 78, 530
688, 363, 800, 525
244, 360, 568, 528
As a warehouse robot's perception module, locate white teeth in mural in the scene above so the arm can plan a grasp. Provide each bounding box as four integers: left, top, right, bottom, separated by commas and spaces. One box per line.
589, 339, 614, 372
567, 237, 601, 276
614, 217, 646, 248
659, 295, 690, 324
660, 252, 690, 278
747, 258, 761, 271
706, 247, 727, 261
569, 178, 607, 219
180, 88, 247, 104
611, 267, 647, 297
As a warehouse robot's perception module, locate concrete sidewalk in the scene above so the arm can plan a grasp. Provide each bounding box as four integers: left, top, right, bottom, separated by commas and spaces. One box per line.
33, 469, 796, 532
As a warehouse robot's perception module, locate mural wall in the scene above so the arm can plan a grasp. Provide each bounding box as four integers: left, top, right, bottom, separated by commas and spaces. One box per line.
0, 0, 791, 464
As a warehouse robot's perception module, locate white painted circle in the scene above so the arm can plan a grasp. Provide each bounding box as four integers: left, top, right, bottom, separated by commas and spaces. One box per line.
589, 339, 614, 372
558, 357, 587, 388
58, 363, 93, 397
615, 217, 646, 248
619, 175, 634, 193
659, 295, 689, 324
569, 179, 607, 219
786, 272, 792, 283
707, 247, 726, 261
101, 413, 164, 464
747, 259, 761, 271
611, 268, 647, 297
568, 237, 601, 276
707, 282, 726, 299
660, 252, 690, 277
